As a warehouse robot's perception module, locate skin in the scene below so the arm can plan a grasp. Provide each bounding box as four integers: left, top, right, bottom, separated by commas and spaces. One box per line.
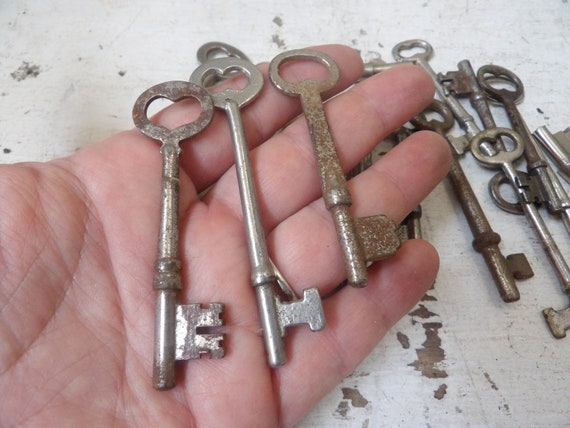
0, 45, 451, 427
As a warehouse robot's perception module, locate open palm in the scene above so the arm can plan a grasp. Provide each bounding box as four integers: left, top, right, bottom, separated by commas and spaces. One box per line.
0, 45, 450, 427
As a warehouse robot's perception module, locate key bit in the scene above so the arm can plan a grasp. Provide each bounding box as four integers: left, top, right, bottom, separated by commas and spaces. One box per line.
543, 307, 570, 339
269, 49, 402, 288
133, 81, 225, 390
175, 303, 224, 360
275, 289, 325, 337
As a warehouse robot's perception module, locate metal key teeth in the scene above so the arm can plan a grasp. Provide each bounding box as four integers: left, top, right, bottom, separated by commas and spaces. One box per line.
276, 288, 326, 337
543, 307, 570, 339
175, 303, 225, 360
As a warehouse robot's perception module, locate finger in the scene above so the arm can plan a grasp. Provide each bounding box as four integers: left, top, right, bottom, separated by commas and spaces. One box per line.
267, 130, 451, 294
148, 44, 365, 191
276, 238, 439, 427
204, 64, 437, 229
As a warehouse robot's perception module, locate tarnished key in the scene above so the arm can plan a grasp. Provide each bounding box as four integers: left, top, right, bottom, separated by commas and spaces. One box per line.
411, 100, 532, 302
269, 49, 402, 288
471, 128, 570, 337
190, 57, 326, 368
132, 81, 224, 390
477, 64, 570, 235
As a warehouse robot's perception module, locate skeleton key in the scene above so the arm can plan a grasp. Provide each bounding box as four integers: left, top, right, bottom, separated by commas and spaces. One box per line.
471, 128, 570, 317
132, 81, 224, 390
411, 100, 532, 302
190, 57, 326, 368
269, 49, 402, 288
477, 65, 570, 234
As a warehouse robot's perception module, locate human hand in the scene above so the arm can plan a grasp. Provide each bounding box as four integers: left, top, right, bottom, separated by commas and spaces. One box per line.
0, 45, 450, 427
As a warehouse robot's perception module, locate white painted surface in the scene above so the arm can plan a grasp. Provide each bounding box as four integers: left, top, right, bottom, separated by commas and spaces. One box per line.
1, 1, 569, 426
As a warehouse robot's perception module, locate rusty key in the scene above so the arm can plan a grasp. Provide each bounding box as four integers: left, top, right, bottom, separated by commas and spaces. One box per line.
411, 100, 532, 302
133, 81, 225, 390
269, 49, 402, 287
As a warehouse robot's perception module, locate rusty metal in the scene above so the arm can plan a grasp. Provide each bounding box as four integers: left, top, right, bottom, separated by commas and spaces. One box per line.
269, 49, 402, 288
133, 81, 225, 390
411, 100, 532, 302
190, 57, 326, 368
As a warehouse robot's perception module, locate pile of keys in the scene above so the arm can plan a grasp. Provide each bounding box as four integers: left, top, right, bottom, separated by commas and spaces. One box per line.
133, 39, 570, 390
132, 43, 405, 390
363, 40, 570, 339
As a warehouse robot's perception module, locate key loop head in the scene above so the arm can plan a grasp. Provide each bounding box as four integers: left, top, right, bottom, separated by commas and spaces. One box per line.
196, 41, 251, 64
470, 127, 525, 167
392, 39, 434, 63
189, 57, 264, 109
410, 99, 454, 133
133, 80, 214, 145
268, 49, 340, 96
477, 64, 524, 104
489, 171, 525, 215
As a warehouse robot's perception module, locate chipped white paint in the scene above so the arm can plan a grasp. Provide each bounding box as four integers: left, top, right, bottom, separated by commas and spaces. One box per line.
1, 0, 570, 426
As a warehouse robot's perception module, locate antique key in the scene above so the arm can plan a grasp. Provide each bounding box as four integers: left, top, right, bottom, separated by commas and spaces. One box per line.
411, 100, 532, 302
477, 65, 570, 234
471, 128, 570, 338
190, 57, 326, 368
132, 81, 225, 390
269, 49, 402, 288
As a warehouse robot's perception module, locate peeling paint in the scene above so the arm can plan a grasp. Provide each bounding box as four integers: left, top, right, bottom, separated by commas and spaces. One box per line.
11, 61, 40, 81
397, 331, 410, 349
434, 383, 447, 400
409, 304, 438, 319
484, 372, 499, 390
341, 387, 369, 408
409, 322, 448, 378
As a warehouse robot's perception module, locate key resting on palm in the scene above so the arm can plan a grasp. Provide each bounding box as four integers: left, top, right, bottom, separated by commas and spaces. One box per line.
132, 81, 225, 390
190, 57, 326, 368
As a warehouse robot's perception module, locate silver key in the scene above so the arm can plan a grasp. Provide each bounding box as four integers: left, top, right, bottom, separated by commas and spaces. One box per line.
133, 81, 224, 390
190, 57, 326, 368
269, 49, 402, 288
